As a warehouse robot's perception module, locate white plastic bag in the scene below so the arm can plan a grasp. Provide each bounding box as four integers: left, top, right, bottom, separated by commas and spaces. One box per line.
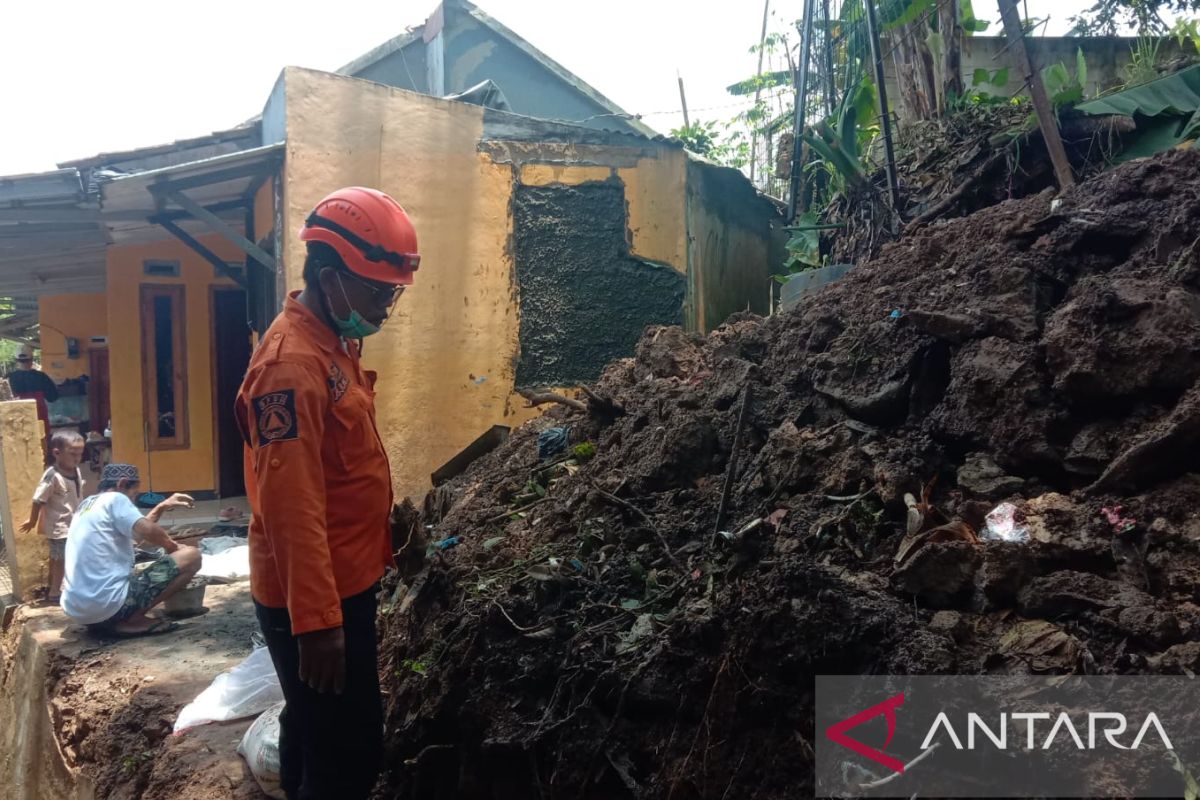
173, 646, 282, 733
197, 544, 251, 582
198, 536, 246, 555
238, 701, 286, 799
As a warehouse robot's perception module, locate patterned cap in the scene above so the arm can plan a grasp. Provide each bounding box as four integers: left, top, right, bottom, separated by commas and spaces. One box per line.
100, 463, 140, 484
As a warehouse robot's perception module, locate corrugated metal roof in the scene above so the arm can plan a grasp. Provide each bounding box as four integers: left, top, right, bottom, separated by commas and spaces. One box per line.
0, 169, 107, 296
100, 144, 284, 244
58, 123, 262, 193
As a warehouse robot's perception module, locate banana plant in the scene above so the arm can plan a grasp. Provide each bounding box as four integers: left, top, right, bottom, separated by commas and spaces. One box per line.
800, 81, 877, 192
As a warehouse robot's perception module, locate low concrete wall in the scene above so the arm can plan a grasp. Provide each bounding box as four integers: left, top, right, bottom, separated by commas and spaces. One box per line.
883, 35, 1188, 120
0, 613, 87, 800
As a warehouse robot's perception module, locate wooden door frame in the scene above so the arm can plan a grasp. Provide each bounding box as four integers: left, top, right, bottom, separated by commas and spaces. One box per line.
87, 346, 110, 434
140, 284, 189, 450
209, 286, 248, 497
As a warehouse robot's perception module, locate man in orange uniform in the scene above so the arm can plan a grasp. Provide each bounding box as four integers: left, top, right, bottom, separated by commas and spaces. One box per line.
236, 187, 420, 799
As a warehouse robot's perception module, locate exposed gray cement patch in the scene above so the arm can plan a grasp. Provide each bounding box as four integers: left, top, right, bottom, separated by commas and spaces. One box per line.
512, 181, 685, 387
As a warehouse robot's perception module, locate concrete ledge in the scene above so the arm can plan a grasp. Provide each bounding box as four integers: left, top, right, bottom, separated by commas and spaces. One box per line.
0, 584, 263, 799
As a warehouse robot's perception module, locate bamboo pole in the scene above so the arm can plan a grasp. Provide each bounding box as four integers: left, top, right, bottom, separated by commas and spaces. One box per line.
750, 0, 771, 184
997, 0, 1075, 189
786, 0, 816, 222
863, 0, 902, 209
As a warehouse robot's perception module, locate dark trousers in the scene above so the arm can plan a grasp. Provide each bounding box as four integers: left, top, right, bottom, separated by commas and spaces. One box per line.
255, 584, 383, 800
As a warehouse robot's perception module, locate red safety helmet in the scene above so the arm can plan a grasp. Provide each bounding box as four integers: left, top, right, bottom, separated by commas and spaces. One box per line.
299, 187, 421, 286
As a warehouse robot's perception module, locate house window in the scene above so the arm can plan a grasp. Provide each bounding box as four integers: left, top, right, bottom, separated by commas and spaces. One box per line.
143, 259, 181, 277
141, 286, 188, 449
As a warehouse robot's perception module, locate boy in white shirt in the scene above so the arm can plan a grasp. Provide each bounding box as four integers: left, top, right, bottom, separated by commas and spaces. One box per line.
20, 431, 86, 602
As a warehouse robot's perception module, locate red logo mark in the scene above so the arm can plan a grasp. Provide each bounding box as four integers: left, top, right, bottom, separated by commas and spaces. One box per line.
825, 693, 906, 774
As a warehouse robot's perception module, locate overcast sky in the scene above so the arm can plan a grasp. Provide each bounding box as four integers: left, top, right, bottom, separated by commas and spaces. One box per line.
0, 0, 1105, 175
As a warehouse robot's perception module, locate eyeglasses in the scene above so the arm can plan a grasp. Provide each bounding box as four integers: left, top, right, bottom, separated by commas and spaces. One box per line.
339, 270, 405, 305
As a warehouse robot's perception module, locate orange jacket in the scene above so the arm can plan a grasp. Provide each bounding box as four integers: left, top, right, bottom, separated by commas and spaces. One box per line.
235, 293, 393, 634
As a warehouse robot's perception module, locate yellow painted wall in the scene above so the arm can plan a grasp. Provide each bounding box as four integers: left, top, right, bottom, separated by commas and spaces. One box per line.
106, 236, 240, 493
278, 67, 696, 501
519, 164, 614, 187
280, 68, 541, 501
618, 152, 688, 273
38, 293, 107, 380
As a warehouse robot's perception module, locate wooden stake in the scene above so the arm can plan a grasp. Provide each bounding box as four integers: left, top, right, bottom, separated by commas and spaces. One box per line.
677, 72, 691, 129
750, 0, 771, 184
714, 383, 754, 536
997, 0, 1075, 189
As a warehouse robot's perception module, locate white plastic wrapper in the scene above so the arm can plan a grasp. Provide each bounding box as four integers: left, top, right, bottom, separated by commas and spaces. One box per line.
238, 701, 286, 799
173, 647, 282, 733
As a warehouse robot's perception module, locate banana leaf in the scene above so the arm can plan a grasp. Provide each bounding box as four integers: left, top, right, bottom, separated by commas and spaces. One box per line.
1077, 64, 1200, 119
882, 0, 935, 32
1077, 64, 1200, 156
1113, 114, 1200, 162
726, 71, 792, 97
961, 0, 989, 34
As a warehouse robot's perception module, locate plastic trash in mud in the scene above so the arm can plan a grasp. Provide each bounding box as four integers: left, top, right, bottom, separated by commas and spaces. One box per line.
238, 701, 285, 799
537, 426, 570, 460
1101, 505, 1138, 535
983, 502, 1030, 542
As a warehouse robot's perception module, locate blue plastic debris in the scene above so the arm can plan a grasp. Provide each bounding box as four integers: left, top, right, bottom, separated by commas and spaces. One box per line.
569, 558, 584, 572
537, 426, 571, 461
433, 537, 460, 551
889, 309, 903, 320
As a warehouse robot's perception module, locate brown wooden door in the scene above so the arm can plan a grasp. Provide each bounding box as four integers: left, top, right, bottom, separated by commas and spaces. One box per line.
212, 289, 252, 497
87, 348, 110, 434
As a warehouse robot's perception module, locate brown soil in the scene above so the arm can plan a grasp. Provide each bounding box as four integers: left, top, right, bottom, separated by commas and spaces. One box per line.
376, 149, 1200, 799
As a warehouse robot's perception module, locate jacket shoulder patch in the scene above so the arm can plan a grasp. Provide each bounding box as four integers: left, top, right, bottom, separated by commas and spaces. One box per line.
254, 389, 299, 444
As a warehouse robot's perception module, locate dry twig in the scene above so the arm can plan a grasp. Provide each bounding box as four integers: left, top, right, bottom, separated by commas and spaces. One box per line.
518, 387, 587, 412
591, 482, 686, 573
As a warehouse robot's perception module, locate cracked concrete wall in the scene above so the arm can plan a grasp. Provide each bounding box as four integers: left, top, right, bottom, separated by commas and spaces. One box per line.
512, 181, 685, 386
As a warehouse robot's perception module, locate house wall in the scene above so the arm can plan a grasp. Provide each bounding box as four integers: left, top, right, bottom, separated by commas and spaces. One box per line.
276, 67, 692, 500
686, 159, 786, 332
347, 3, 644, 136
38, 293, 108, 380
106, 236, 241, 495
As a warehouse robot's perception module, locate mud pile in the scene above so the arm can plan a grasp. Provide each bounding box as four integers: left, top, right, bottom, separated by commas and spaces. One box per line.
832, 103, 1128, 264
377, 149, 1200, 799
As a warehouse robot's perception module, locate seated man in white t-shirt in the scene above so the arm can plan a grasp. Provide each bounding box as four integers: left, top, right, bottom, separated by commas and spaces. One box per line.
61, 463, 202, 636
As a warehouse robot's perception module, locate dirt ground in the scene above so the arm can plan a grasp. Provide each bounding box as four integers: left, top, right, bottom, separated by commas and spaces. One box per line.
3, 583, 266, 800
374, 149, 1200, 799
